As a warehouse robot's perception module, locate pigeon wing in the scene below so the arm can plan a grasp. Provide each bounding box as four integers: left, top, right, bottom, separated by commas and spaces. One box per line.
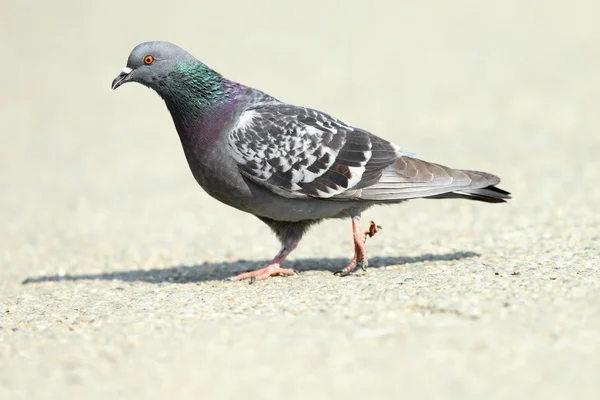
227, 103, 407, 200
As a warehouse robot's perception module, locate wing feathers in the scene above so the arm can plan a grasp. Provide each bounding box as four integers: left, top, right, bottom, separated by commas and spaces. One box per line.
227, 102, 507, 202
228, 104, 399, 199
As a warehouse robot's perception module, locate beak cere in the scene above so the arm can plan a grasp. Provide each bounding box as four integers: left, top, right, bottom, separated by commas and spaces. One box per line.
111, 67, 133, 90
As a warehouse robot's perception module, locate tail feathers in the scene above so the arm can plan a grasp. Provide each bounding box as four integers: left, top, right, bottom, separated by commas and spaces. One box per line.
429, 184, 511, 203
355, 157, 511, 203
437, 169, 511, 203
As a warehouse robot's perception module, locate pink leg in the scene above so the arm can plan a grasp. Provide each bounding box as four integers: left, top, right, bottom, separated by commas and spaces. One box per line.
229, 240, 299, 282
334, 215, 379, 276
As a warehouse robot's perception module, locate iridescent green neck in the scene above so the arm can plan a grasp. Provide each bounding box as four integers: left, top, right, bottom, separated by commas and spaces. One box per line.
160, 59, 241, 125
174, 60, 227, 104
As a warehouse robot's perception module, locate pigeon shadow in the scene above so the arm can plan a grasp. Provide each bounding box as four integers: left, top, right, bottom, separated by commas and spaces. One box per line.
22, 251, 478, 285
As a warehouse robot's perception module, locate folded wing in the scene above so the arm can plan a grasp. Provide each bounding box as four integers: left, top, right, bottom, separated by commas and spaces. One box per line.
227, 102, 509, 203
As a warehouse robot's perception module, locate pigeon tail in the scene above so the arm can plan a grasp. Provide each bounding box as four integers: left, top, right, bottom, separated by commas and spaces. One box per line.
357, 157, 511, 203
428, 169, 511, 203
428, 181, 511, 203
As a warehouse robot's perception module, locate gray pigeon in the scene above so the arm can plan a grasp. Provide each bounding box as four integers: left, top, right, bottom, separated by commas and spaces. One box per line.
112, 41, 510, 281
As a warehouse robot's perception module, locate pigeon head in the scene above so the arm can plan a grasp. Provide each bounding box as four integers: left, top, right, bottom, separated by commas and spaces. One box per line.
111, 41, 194, 91
112, 41, 242, 124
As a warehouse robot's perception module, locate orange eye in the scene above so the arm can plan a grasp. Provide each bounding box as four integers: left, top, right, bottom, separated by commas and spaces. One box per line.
144, 55, 154, 65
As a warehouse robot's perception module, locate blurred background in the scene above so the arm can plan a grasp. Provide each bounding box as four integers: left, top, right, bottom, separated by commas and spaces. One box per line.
1, 0, 599, 399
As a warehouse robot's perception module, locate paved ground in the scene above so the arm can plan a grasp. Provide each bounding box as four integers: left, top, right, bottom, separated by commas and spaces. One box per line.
1, 1, 599, 399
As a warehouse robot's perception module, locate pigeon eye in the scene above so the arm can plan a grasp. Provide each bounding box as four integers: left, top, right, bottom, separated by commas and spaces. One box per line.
144, 55, 154, 65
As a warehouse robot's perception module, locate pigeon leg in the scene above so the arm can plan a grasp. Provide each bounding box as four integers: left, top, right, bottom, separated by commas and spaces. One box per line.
334, 215, 380, 276
229, 240, 299, 282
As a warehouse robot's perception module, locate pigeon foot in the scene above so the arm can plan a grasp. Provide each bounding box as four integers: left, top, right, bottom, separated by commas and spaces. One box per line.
230, 264, 297, 283
229, 239, 299, 282
364, 220, 381, 240
334, 256, 369, 276
334, 259, 367, 276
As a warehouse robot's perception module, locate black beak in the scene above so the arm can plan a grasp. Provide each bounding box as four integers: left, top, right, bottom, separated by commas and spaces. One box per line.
111, 67, 133, 90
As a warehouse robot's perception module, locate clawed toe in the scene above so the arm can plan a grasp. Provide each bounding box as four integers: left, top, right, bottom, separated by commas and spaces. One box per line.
365, 220, 380, 239
334, 260, 368, 276
249, 268, 299, 284
230, 264, 297, 282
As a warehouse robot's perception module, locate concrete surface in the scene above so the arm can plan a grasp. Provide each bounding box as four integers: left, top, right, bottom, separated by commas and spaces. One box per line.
1, 0, 599, 399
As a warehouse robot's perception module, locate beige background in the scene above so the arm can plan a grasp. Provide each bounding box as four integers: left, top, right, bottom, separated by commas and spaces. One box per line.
1, 1, 599, 399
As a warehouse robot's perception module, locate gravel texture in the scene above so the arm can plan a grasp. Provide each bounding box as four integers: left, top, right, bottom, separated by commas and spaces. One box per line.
1, 1, 599, 399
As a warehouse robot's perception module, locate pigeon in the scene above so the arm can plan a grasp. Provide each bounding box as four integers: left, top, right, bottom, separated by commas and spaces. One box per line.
111, 41, 510, 281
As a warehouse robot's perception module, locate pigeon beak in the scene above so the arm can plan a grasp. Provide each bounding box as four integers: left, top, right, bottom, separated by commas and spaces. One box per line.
111, 67, 133, 90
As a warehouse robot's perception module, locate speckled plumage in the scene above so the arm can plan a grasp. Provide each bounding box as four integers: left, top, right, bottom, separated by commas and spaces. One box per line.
112, 41, 510, 281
